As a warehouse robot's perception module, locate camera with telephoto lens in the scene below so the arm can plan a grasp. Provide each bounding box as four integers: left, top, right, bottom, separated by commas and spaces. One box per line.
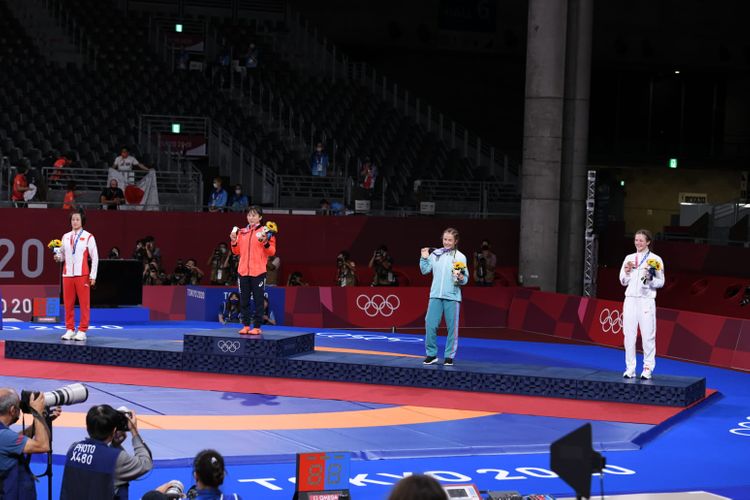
19, 383, 89, 413
164, 480, 184, 499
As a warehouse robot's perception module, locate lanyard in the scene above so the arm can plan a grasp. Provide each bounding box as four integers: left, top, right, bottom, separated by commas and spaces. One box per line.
71, 230, 84, 255
635, 251, 650, 268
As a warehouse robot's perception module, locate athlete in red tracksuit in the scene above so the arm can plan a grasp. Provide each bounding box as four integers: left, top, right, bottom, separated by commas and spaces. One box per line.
230, 205, 276, 335
56, 211, 99, 341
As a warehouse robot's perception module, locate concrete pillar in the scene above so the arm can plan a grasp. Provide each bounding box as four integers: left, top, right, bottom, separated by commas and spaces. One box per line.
557, 0, 593, 295
519, 0, 568, 291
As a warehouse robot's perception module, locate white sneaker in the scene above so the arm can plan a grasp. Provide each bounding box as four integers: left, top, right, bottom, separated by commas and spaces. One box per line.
623, 370, 635, 379
640, 368, 653, 380
72, 331, 87, 341
61, 330, 76, 340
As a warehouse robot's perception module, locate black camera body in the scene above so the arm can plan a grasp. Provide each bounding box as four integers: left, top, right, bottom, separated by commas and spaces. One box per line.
114, 410, 132, 432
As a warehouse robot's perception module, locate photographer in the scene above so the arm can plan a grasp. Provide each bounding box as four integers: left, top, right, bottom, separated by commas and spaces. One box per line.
286, 271, 308, 286
60, 405, 153, 500
207, 243, 231, 285
170, 260, 189, 286
0, 389, 52, 498
142, 259, 168, 286
473, 239, 497, 287
369, 245, 398, 286
184, 258, 205, 285
336, 251, 357, 287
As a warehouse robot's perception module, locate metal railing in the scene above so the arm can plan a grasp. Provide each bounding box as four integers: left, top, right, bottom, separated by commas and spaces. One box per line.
38, 166, 201, 195
275, 175, 349, 208
415, 179, 520, 214
281, 9, 517, 184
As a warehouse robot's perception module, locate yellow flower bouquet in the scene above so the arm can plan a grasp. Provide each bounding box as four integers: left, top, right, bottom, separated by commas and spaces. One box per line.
48, 239, 63, 258
256, 221, 279, 242
265, 221, 278, 235
452, 261, 467, 284
642, 258, 662, 284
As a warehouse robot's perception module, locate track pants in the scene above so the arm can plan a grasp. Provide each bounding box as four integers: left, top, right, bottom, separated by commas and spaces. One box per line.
63, 275, 91, 332
424, 298, 460, 359
239, 273, 266, 328
622, 296, 656, 373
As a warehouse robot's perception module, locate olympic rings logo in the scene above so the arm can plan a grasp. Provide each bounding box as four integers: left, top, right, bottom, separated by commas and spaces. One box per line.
356, 294, 401, 317
599, 308, 623, 334
217, 340, 241, 353
730, 417, 750, 437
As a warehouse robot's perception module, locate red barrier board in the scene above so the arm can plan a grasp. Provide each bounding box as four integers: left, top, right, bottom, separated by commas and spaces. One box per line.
284, 286, 515, 330
507, 288, 750, 371
142, 285, 187, 321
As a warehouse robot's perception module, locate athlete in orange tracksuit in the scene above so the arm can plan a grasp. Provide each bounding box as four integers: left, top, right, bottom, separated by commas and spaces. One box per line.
229, 205, 276, 335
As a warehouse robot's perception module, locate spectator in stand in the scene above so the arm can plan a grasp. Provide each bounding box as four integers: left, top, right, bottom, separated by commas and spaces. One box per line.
50, 153, 72, 183
62, 181, 77, 210
11, 164, 30, 207
244, 43, 258, 69
208, 177, 228, 212
60, 404, 153, 500
473, 239, 497, 286
177, 46, 189, 70
108, 247, 122, 259
185, 258, 204, 285
100, 179, 125, 210
228, 184, 249, 212
140, 449, 241, 500
113, 148, 149, 185
0, 389, 53, 499
359, 157, 378, 194
218, 292, 241, 325
266, 254, 281, 286
369, 244, 397, 286
330, 200, 345, 215
310, 142, 329, 177
388, 474, 447, 500
336, 251, 357, 286
318, 198, 331, 215
208, 242, 231, 285
287, 271, 308, 286
215, 39, 231, 88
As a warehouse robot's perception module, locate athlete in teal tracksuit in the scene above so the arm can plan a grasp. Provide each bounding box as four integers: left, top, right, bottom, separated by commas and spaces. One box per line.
419, 228, 468, 365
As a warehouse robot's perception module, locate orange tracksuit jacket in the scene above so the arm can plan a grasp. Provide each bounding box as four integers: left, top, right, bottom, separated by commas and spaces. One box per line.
231, 224, 277, 277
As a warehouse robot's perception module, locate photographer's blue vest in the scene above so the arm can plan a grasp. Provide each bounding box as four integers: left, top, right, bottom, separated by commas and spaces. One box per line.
60, 438, 121, 500
0, 422, 37, 500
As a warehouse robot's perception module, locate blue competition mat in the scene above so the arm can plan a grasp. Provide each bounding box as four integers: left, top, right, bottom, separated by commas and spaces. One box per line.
2, 321, 749, 499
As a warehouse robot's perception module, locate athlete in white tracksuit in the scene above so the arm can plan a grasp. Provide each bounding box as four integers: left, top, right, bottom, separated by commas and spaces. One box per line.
619, 229, 665, 379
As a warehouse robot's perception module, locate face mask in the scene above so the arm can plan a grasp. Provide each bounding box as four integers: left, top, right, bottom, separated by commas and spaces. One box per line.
230, 299, 239, 304
235, 190, 241, 195
213, 183, 219, 189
